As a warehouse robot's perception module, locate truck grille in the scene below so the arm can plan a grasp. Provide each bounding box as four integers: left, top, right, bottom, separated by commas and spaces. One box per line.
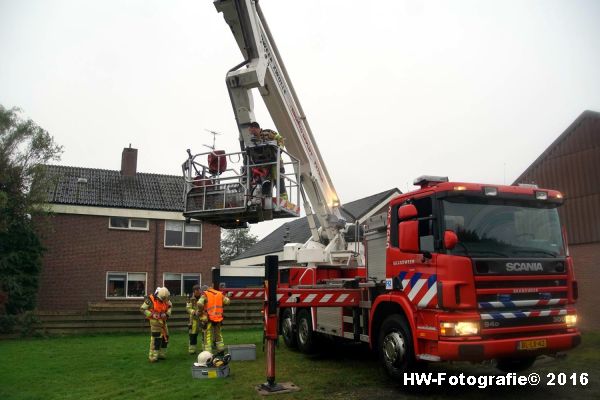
475, 275, 568, 310
474, 273, 572, 336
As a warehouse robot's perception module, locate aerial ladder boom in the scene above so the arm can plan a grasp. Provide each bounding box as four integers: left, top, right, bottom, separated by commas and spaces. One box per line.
214, 0, 347, 245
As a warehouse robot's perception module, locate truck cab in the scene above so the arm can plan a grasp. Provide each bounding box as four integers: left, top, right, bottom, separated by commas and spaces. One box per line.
369, 176, 580, 376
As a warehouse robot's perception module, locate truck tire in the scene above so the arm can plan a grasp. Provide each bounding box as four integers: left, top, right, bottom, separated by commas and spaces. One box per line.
495, 356, 536, 373
296, 309, 316, 353
281, 308, 297, 348
378, 314, 415, 379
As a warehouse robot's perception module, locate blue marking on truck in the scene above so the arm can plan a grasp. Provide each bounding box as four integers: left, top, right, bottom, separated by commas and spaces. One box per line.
410, 272, 422, 288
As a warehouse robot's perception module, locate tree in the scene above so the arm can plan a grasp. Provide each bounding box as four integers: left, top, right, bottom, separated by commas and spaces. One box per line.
0, 105, 62, 330
220, 228, 258, 265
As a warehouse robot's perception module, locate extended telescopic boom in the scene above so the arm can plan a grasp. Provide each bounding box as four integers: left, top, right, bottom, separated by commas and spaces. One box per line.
214, 0, 346, 244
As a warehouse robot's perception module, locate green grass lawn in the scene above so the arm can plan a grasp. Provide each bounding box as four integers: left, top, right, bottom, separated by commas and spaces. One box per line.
1, 329, 599, 400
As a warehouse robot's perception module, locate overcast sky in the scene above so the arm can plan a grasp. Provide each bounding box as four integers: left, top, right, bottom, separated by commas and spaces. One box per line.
1, 0, 599, 239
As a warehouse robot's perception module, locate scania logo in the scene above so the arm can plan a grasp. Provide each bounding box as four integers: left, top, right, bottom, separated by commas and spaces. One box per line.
506, 262, 543, 272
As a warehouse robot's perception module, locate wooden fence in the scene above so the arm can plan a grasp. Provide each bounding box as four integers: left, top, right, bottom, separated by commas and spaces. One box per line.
34, 298, 262, 335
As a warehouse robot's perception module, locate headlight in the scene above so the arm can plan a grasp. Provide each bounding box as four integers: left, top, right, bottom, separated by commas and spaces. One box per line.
566, 314, 577, 328
440, 321, 480, 336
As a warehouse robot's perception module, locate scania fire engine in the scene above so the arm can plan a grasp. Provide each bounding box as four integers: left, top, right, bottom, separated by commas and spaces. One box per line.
183, 0, 580, 381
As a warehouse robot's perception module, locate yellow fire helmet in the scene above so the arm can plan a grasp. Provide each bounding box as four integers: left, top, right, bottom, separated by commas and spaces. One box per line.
157, 287, 170, 301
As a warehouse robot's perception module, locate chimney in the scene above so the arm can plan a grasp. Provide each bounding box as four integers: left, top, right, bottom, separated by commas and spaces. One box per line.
121, 145, 138, 176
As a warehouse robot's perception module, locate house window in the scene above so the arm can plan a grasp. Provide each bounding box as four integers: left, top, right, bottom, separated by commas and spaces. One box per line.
163, 273, 201, 297
106, 272, 147, 298
109, 217, 149, 231
164, 221, 202, 248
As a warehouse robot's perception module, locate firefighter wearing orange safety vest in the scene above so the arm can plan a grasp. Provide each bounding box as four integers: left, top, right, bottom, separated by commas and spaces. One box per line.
140, 287, 172, 362
198, 286, 230, 355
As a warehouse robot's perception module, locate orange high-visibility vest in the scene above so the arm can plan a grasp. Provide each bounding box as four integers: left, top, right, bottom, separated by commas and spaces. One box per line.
150, 294, 169, 315
205, 289, 224, 322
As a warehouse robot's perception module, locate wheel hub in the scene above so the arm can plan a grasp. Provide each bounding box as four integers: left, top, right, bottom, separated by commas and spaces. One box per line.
298, 319, 309, 344
282, 317, 293, 338
383, 332, 406, 366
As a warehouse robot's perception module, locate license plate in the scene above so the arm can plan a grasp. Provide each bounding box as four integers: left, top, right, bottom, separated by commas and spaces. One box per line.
518, 339, 547, 350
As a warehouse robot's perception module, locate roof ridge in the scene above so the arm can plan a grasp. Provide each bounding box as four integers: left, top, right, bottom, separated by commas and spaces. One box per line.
44, 164, 183, 179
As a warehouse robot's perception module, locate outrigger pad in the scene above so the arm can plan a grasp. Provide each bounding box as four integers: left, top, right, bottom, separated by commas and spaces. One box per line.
256, 382, 300, 396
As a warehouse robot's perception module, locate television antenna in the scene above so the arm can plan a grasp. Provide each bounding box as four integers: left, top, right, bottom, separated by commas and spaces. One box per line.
203, 129, 223, 151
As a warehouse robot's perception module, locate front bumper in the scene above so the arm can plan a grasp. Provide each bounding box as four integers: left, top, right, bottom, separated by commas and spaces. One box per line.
437, 331, 581, 361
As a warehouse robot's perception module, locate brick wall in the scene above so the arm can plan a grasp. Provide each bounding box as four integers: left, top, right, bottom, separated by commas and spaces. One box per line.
35, 213, 220, 311
570, 242, 600, 331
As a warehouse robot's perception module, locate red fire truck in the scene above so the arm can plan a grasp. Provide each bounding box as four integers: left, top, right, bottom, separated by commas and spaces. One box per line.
183, 0, 580, 383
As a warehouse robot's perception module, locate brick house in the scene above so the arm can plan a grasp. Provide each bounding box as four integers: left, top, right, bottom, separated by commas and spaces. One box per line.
514, 110, 600, 330
35, 147, 220, 312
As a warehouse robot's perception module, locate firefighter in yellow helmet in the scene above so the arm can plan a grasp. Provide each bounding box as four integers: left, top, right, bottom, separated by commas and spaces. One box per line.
140, 287, 172, 362
198, 285, 231, 355
186, 284, 204, 354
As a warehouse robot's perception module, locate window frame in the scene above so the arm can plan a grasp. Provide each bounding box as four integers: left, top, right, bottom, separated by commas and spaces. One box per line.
163, 220, 203, 249
105, 271, 147, 299
108, 217, 150, 231
162, 272, 202, 297
392, 193, 440, 253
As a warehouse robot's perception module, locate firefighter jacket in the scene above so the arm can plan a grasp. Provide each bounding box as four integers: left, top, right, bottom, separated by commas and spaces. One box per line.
140, 294, 172, 320
186, 294, 203, 325
260, 129, 284, 147
199, 289, 230, 323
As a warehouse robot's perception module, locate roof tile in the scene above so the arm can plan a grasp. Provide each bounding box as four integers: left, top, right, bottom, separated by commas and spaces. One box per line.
43, 165, 184, 211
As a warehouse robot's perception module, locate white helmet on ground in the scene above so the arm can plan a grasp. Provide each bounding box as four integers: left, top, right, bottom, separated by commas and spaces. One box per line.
195, 351, 213, 367
157, 287, 170, 301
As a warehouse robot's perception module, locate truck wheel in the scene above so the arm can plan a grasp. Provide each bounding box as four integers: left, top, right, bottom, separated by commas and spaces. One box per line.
379, 315, 414, 379
495, 356, 536, 373
281, 309, 297, 348
296, 309, 316, 353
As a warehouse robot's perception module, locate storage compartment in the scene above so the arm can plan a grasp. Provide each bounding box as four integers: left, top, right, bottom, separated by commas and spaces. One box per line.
191, 364, 230, 379
228, 344, 256, 361
365, 230, 387, 282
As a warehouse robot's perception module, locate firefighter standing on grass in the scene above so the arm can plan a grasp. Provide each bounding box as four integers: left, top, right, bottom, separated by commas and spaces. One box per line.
186, 284, 204, 354
199, 286, 231, 355
140, 287, 172, 362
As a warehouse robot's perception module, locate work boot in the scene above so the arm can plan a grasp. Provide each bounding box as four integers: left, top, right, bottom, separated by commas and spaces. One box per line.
188, 345, 197, 355
158, 349, 167, 360
149, 350, 158, 363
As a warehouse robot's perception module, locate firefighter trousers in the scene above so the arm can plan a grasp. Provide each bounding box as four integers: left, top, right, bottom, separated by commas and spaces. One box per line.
148, 319, 169, 362
203, 321, 225, 354
188, 318, 201, 354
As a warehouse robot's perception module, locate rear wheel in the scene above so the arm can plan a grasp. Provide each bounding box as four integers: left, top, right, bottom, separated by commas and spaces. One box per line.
281, 308, 297, 348
496, 356, 536, 373
296, 309, 316, 353
378, 314, 415, 379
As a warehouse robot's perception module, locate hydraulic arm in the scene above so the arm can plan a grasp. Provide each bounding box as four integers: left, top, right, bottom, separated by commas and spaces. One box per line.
214, 0, 346, 243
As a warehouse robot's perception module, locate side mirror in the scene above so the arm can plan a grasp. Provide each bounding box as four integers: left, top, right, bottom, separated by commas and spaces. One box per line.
399, 220, 419, 253
444, 230, 458, 250
398, 204, 417, 220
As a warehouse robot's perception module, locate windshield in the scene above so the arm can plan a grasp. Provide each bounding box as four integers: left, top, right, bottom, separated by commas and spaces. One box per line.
442, 197, 565, 258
